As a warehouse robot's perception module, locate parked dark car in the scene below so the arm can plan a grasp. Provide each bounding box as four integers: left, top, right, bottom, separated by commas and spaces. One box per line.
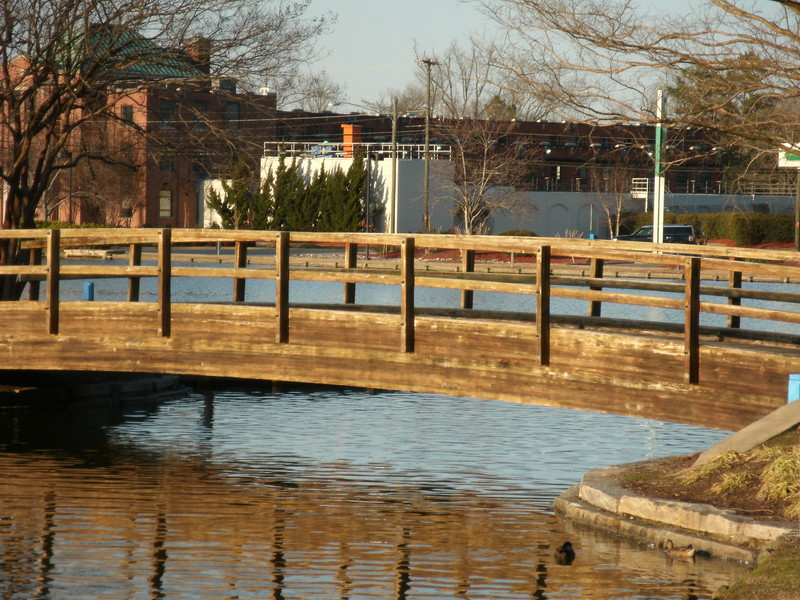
612, 225, 701, 244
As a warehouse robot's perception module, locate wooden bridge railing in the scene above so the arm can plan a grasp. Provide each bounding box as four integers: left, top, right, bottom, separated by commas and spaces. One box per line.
2, 228, 800, 388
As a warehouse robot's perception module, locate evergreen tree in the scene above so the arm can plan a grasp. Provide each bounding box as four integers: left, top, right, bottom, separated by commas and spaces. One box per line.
270, 156, 306, 230
251, 170, 275, 230
316, 167, 347, 232
296, 166, 326, 231
317, 153, 367, 232
343, 151, 367, 231
206, 156, 258, 229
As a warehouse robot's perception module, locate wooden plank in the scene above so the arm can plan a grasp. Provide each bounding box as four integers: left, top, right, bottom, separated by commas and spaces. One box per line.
158, 228, 171, 337
536, 245, 550, 366
343, 242, 357, 304
59, 228, 159, 245
700, 300, 800, 324
60, 265, 157, 278
46, 229, 60, 335
171, 266, 272, 280
461, 249, 475, 309
702, 256, 800, 278
728, 266, 742, 329
554, 287, 685, 310
400, 237, 414, 352
291, 269, 400, 285
0, 265, 48, 276
275, 231, 289, 344
685, 257, 700, 384
128, 243, 142, 302
233, 241, 248, 302
588, 257, 604, 317
7, 227, 800, 270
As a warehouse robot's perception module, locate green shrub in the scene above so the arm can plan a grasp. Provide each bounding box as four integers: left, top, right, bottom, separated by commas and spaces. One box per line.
499, 229, 538, 237
622, 212, 793, 245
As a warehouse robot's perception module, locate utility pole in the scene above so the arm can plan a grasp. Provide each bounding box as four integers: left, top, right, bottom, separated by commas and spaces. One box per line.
420, 58, 438, 234
391, 97, 398, 234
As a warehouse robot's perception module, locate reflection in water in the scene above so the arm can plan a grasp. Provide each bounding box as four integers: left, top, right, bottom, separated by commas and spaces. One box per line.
272, 507, 286, 600
150, 511, 168, 600
35, 490, 56, 600
0, 387, 750, 599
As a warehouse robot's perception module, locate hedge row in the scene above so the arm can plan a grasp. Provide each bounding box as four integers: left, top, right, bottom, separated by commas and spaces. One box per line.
625, 212, 794, 246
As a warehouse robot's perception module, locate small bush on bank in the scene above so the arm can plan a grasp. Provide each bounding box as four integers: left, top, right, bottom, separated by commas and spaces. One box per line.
499, 229, 538, 237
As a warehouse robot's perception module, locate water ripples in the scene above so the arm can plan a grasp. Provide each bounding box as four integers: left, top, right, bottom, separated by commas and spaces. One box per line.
0, 386, 750, 599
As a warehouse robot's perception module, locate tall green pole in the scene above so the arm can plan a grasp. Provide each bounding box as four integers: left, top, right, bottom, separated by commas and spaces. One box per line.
653, 90, 666, 244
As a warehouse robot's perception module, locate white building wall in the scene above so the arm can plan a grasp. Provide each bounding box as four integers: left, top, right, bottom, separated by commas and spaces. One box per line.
188, 155, 800, 239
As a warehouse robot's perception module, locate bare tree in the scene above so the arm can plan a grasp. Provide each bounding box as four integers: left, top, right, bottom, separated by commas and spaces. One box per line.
589, 164, 636, 238
413, 41, 540, 233
478, 0, 800, 161
446, 116, 531, 234
0, 0, 328, 299
280, 70, 346, 112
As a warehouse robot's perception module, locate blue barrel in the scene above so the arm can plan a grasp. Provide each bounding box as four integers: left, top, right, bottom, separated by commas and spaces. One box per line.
83, 282, 95, 301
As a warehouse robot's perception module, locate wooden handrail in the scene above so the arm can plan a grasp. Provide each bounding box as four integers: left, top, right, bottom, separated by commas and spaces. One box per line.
5, 229, 800, 371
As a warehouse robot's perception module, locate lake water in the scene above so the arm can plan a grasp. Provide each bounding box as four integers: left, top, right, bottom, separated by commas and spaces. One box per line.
1, 386, 746, 600
2, 256, 786, 598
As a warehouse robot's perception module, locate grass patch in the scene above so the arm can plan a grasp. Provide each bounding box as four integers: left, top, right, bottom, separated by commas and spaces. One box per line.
682, 450, 741, 484
711, 472, 752, 495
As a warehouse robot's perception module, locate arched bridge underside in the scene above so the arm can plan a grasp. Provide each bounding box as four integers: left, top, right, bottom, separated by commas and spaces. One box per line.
2, 229, 800, 432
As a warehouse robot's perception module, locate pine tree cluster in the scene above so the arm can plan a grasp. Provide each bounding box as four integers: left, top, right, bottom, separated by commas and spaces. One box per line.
207, 152, 367, 231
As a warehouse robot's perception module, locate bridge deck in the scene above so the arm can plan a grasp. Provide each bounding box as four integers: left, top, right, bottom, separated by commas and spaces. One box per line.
2, 229, 800, 431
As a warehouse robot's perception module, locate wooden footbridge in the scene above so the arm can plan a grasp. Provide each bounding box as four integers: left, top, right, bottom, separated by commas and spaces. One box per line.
2, 228, 800, 431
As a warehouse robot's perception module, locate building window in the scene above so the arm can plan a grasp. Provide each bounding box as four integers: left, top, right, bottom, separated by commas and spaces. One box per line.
121, 197, 133, 219
226, 102, 240, 130
159, 99, 173, 125
121, 105, 134, 124
159, 190, 172, 218
158, 153, 174, 172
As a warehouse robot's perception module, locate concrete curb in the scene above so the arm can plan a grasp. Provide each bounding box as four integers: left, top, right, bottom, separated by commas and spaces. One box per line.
555, 462, 798, 563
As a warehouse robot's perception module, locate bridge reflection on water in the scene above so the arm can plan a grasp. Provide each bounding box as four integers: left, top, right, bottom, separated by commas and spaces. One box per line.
0, 386, 748, 599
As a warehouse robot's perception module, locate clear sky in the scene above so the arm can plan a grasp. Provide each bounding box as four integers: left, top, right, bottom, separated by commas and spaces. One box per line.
311, 0, 495, 106
310, 0, 695, 108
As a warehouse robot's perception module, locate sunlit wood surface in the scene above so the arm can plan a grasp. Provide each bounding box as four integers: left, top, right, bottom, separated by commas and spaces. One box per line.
3, 228, 800, 431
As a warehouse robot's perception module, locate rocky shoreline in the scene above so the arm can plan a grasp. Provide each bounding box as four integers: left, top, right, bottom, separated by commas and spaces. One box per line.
555, 462, 795, 563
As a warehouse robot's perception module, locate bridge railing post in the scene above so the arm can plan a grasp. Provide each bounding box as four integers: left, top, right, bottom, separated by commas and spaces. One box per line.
233, 241, 248, 303
588, 257, 604, 317
684, 256, 700, 384
400, 237, 415, 352
157, 228, 171, 338
461, 249, 475, 309
275, 231, 290, 344
28, 246, 42, 301
128, 243, 141, 302
46, 229, 60, 335
727, 260, 742, 329
344, 242, 357, 304
536, 245, 551, 366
